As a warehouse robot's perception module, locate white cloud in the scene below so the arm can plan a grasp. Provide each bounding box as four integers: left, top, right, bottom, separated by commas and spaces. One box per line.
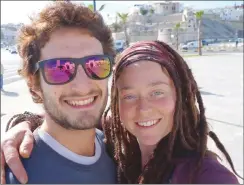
1, 1, 51, 24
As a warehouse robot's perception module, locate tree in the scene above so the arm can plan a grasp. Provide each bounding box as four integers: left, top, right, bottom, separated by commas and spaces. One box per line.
87, 4, 105, 12
117, 12, 129, 46
149, 8, 155, 15
111, 22, 121, 32
140, 7, 148, 16
174, 23, 181, 50
195, 11, 204, 56
140, 7, 149, 29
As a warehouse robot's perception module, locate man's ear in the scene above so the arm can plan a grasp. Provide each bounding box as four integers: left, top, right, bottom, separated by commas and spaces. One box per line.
29, 75, 43, 103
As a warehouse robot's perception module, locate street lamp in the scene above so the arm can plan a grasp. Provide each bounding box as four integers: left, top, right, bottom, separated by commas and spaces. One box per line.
93, 0, 96, 11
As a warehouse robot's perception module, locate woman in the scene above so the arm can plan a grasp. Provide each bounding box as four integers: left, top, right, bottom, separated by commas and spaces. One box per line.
103, 40, 241, 183
2, 41, 242, 183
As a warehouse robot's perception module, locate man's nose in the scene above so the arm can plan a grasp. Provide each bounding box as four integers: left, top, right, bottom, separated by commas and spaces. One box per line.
69, 65, 96, 95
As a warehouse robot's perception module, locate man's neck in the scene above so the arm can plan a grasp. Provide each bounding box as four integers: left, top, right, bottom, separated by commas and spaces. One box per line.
40, 115, 96, 157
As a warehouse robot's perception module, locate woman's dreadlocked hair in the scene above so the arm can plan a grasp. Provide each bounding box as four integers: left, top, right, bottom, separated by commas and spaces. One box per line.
103, 40, 242, 183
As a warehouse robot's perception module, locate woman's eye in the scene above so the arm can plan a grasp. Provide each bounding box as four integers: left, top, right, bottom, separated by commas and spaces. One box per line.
152, 91, 164, 97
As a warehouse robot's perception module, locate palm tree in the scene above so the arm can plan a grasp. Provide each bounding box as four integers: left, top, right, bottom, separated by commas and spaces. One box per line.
111, 22, 121, 32
140, 7, 148, 16
195, 11, 204, 56
117, 12, 129, 46
149, 8, 155, 15
87, 4, 105, 12
140, 7, 149, 29
174, 23, 181, 50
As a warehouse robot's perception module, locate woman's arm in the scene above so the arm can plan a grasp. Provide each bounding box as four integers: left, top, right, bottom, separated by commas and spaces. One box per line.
1, 112, 44, 184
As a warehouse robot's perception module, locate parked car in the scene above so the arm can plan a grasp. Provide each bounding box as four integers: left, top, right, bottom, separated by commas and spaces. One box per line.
181, 40, 208, 51
10, 50, 17, 54
9, 47, 18, 54
114, 40, 126, 54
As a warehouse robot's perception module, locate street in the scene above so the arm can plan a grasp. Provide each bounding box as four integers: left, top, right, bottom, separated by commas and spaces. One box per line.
1, 50, 243, 183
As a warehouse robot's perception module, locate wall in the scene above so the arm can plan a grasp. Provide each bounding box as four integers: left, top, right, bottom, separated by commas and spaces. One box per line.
129, 35, 157, 42
112, 32, 126, 41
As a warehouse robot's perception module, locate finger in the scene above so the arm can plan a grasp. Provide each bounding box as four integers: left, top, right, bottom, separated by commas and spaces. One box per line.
1, 151, 6, 184
19, 130, 34, 159
3, 141, 28, 184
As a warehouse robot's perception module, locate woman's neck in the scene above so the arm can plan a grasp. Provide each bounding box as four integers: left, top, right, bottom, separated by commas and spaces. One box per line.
139, 143, 157, 168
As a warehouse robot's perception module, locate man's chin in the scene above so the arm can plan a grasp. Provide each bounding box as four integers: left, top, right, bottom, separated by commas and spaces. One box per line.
59, 115, 100, 130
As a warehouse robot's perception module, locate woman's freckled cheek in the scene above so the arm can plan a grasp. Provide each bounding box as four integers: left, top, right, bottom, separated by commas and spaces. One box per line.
145, 97, 174, 111
119, 100, 136, 119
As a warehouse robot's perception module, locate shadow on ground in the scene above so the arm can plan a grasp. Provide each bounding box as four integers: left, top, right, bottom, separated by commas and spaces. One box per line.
198, 87, 224, 97
207, 117, 243, 128
1, 90, 19, 97
200, 90, 224, 97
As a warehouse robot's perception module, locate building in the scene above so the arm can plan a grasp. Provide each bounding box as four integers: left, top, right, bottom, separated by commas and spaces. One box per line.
114, 2, 241, 44
157, 8, 198, 45
203, 5, 243, 21
220, 8, 243, 21
1, 23, 22, 45
151, 1, 183, 15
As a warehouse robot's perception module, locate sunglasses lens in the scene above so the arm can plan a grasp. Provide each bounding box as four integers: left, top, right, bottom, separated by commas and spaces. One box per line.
43, 59, 75, 84
84, 56, 111, 79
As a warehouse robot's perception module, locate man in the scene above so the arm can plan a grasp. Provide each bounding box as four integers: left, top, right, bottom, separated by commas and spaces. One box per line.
2, 1, 116, 184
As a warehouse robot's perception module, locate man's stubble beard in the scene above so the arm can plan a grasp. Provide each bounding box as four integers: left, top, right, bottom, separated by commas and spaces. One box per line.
42, 89, 108, 130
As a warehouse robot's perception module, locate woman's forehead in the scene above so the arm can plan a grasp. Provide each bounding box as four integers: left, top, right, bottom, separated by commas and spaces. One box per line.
116, 61, 173, 90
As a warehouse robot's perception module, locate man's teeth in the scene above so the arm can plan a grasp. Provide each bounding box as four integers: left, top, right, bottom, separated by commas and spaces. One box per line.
66, 97, 95, 106
137, 119, 158, 127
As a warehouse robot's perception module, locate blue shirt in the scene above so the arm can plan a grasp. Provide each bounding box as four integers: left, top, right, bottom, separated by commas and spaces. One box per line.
6, 129, 117, 184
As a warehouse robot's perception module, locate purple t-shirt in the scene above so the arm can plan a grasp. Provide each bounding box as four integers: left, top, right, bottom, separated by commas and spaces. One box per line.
171, 156, 239, 184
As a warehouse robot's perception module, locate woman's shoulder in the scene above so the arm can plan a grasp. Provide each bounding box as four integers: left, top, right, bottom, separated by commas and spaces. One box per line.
172, 156, 239, 184
193, 157, 239, 183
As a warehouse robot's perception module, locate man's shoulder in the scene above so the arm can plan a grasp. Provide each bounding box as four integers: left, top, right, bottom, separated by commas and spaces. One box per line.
5, 136, 49, 184
5, 168, 21, 184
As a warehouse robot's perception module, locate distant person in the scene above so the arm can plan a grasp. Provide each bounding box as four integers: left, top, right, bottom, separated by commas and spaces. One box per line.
1, 63, 4, 91
235, 40, 238, 48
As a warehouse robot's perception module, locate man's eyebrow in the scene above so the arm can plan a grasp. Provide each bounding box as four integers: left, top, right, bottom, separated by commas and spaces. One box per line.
119, 81, 169, 91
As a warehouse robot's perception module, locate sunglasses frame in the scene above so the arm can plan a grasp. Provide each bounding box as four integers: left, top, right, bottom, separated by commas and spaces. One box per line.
34, 54, 113, 85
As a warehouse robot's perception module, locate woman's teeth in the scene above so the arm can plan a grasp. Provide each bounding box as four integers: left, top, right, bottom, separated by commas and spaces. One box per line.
66, 97, 95, 106
137, 119, 159, 127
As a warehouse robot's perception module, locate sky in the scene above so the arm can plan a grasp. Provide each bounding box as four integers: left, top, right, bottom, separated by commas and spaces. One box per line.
1, 1, 243, 25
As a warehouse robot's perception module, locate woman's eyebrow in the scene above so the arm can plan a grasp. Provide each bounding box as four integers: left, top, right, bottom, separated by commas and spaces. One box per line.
119, 81, 169, 91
